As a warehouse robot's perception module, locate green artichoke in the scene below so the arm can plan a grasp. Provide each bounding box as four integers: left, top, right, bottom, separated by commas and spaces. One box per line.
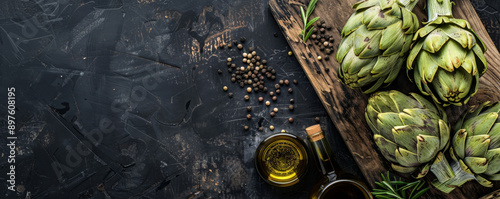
336, 0, 420, 93
451, 101, 500, 187
407, 0, 487, 106
365, 90, 450, 176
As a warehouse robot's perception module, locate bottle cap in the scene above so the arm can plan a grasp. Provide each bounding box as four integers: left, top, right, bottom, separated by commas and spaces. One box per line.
306, 124, 324, 142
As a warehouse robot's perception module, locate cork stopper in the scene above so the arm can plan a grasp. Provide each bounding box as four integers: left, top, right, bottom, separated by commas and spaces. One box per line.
306, 124, 324, 142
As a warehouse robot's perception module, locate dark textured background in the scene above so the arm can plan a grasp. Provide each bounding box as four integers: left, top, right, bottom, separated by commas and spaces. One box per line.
0, 0, 499, 198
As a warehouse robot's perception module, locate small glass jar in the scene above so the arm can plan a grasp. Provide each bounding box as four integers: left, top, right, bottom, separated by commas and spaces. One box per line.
254, 133, 309, 187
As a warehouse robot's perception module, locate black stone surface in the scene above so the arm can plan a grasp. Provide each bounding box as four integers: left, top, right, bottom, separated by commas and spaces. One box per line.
0, 0, 499, 198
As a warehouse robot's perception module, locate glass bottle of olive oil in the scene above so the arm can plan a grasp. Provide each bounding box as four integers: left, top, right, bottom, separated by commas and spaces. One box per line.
254, 133, 309, 187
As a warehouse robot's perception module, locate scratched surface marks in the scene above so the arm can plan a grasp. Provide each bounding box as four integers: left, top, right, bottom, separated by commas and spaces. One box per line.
0, 0, 361, 198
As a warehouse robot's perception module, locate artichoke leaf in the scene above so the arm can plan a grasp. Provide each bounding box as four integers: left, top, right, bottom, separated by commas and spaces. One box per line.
362, 6, 382, 25
407, 40, 424, 70
401, 7, 413, 30
465, 135, 491, 158
462, 112, 498, 136
353, 26, 375, 56
409, 92, 439, 115
472, 45, 488, 75
367, 10, 400, 30
439, 119, 451, 150
353, 0, 379, 10
422, 28, 449, 53
475, 175, 494, 187
380, 21, 404, 53
484, 148, 500, 175
377, 112, 403, 139
379, 0, 394, 10
371, 53, 399, 78
363, 78, 385, 94
464, 157, 488, 174
392, 163, 418, 173
400, 34, 413, 56
452, 129, 467, 159
341, 12, 364, 38
348, 52, 375, 75
417, 51, 440, 83
414, 24, 439, 40
431, 40, 468, 72
441, 23, 476, 50
395, 147, 420, 167
384, 57, 403, 83
460, 50, 477, 75
416, 134, 441, 163
416, 163, 431, 179
486, 173, 500, 181
390, 90, 422, 111
392, 125, 420, 152
336, 34, 354, 63
489, 123, 500, 149
374, 134, 399, 162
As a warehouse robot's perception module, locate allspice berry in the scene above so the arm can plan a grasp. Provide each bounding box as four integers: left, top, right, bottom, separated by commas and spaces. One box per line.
284, 79, 289, 85
247, 87, 252, 93
272, 96, 277, 101
288, 117, 294, 123
223, 86, 228, 91
269, 91, 274, 96
273, 107, 278, 112
289, 105, 294, 110
279, 80, 284, 85
237, 44, 243, 50
288, 88, 293, 93
258, 97, 264, 102
244, 95, 250, 101
266, 101, 271, 106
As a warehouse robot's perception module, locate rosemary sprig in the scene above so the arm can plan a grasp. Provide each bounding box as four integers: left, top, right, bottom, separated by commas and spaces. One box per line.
300, 0, 319, 43
371, 172, 430, 199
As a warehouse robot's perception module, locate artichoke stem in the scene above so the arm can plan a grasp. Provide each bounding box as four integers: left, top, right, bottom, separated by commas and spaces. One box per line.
427, 0, 453, 22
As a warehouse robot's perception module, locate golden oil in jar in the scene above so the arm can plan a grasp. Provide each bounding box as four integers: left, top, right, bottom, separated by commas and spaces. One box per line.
254, 133, 308, 187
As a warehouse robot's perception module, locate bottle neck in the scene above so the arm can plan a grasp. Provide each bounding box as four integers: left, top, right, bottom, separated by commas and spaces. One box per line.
306, 125, 343, 180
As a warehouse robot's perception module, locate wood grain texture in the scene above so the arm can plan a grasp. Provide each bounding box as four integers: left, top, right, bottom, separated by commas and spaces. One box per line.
269, 0, 500, 198
480, 189, 500, 199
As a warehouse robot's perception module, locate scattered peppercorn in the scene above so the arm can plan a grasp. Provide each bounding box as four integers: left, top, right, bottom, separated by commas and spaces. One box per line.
258, 97, 264, 102
244, 95, 250, 101
246, 114, 252, 120
317, 56, 322, 61
266, 101, 271, 106
231, 77, 236, 82
281, 129, 286, 133
248, 47, 254, 52
258, 127, 263, 131
288, 117, 294, 123
270, 125, 275, 131
228, 93, 233, 98
289, 105, 294, 111
227, 57, 232, 62
288, 51, 293, 56
284, 79, 289, 86
227, 43, 232, 48
247, 106, 252, 112
324, 55, 330, 61
218, 69, 222, 74
219, 43, 224, 49
275, 84, 280, 89
244, 126, 249, 131
288, 88, 293, 93
293, 79, 298, 84
276, 89, 281, 94
237, 44, 243, 50
223, 86, 228, 91
273, 107, 278, 112
272, 96, 277, 101
240, 37, 246, 43
279, 80, 284, 85
315, 117, 320, 123
270, 112, 275, 117
269, 91, 274, 96
247, 87, 252, 93
290, 99, 295, 104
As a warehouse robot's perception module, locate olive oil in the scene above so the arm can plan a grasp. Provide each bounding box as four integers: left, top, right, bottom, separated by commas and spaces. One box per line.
255, 133, 308, 187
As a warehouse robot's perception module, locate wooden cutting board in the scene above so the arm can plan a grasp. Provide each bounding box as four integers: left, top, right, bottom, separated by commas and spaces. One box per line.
269, 0, 500, 198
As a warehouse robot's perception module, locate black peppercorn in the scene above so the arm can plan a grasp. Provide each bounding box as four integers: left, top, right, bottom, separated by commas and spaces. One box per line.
263, 87, 268, 92
313, 27, 318, 33
219, 43, 224, 49
244, 125, 249, 131
272, 96, 277, 101
228, 93, 233, 98
218, 69, 222, 74
246, 114, 251, 120
289, 105, 294, 110
227, 43, 232, 48
324, 55, 330, 61
320, 46, 325, 51
248, 47, 254, 52
269, 91, 274, 96
293, 79, 298, 84
288, 118, 294, 123
271, 75, 276, 80
258, 127, 263, 131
244, 95, 250, 101
315, 117, 320, 123
290, 99, 295, 104
228, 68, 233, 73
325, 49, 332, 55
320, 28, 325, 33
262, 60, 267, 64
258, 97, 264, 102
237, 44, 243, 50
270, 112, 275, 117
276, 89, 280, 94
288, 88, 293, 93
275, 84, 280, 89
240, 37, 246, 43
231, 77, 236, 82
231, 63, 236, 68
284, 79, 289, 86
239, 82, 244, 87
